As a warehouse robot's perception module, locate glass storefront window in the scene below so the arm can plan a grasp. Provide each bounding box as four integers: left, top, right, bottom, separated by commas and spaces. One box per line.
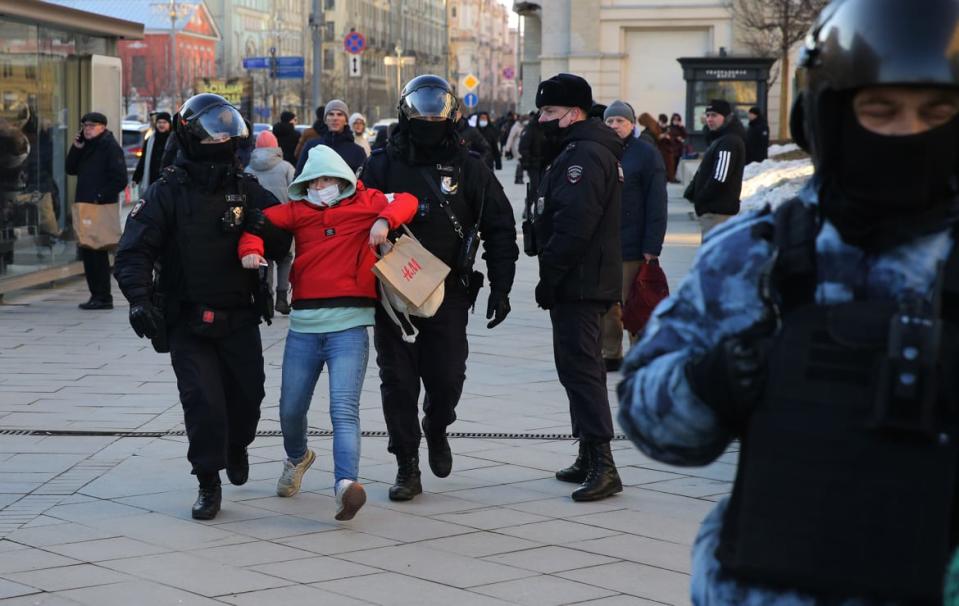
692, 80, 758, 128
0, 18, 114, 281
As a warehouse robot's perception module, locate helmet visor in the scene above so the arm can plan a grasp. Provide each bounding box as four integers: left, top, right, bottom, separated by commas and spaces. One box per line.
400, 86, 457, 120
192, 104, 249, 143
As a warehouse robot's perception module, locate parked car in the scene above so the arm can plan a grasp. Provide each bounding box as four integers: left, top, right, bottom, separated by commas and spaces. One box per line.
252, 122, 272, 137
370, 118, 397, 144
121, 121, 150, 171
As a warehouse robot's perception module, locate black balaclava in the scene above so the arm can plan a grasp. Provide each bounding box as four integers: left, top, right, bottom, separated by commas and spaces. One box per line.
190, 140, 236, 164
405, 118, 456, 164
409, 119, 449, 147
822, 102, 959, 251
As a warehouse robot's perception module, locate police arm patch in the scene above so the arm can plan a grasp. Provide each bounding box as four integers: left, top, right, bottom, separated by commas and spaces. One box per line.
567, 165, 583, 184
130, 198, 146, 218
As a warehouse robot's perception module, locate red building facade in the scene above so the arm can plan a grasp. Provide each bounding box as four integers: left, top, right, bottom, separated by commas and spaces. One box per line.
118, 2, 220, 107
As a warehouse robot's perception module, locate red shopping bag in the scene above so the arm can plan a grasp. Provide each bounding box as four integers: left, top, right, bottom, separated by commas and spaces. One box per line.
622, 259, 670, 336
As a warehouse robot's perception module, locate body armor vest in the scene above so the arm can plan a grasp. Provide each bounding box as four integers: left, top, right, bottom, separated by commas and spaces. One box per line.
167, 167, 256, 309
717, 200, 959, 603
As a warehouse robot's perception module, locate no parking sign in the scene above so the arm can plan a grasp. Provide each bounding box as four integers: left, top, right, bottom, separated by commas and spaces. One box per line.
344, 31, 366, 54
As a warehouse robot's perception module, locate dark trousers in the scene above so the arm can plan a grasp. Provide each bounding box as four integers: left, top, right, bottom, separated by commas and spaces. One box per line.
169, 321, 265, 474
374, 290, 470, 456
549, 301, 615, 442
526, 168, 542, 199
514, 161, 524, 183
81, 248, 112, 301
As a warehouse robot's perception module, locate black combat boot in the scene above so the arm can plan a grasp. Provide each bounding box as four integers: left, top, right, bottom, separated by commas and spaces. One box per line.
388, 454, 423, 501
421, 417, 452, 478
192, 473, 222, 520
226, 445, 249, 486
571, 441, 623, 502
555, 440, 589, 484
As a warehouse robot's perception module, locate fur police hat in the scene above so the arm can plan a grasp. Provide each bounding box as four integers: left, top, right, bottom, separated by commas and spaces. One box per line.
535, 73, 593, 112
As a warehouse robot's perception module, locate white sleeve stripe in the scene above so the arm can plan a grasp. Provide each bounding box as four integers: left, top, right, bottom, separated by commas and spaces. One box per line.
714, 150, 730, 183
713, 151, 722, 180
720, 151, 730, 182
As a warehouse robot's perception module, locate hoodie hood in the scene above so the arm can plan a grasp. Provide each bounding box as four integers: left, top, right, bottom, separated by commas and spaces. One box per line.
564, 119, 624, 160
249, 146, 283, 171
288, 144, 357, 202
349, 112, 367, 130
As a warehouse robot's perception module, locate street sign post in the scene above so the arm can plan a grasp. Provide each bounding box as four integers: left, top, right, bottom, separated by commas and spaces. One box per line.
349, 55, 362, 78
242, 56, 269, 69
463, 92, 478, 109
344, 31, 366, 54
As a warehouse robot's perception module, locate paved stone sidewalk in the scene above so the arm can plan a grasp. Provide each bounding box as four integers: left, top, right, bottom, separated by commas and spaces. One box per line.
0, 159, 730, 605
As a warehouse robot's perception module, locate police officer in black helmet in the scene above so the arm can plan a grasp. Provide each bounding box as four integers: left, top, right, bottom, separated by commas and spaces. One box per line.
618, 0, 959, 602
361, 75, 518, 501
114, 94, 291, 520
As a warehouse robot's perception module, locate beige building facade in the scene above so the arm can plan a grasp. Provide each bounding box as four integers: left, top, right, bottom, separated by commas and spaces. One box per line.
448, 0, 518, 116
517, 0, 790, 139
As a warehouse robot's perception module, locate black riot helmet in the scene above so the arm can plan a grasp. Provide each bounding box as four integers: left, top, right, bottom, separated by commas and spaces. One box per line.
791, 0, 959, 173
398, 75, 458, 121
174, 93, 249, 161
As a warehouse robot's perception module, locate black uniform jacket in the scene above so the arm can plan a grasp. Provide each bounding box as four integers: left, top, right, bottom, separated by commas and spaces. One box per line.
114, 156, 292, 313
535, 119, 624, 303
361, 143, 518, 296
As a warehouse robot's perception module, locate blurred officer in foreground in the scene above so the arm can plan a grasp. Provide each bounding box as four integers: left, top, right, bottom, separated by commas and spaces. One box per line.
114, 94, 291, 520
361, 75, 518, 502
529, 73, 625, 502
619, 0, 959, 602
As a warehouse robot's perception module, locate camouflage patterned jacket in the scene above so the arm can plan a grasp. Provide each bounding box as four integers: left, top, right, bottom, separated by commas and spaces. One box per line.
617, 183, 957, 605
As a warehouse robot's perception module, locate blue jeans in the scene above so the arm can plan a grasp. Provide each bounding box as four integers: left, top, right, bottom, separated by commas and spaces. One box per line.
279, 327, 369, 483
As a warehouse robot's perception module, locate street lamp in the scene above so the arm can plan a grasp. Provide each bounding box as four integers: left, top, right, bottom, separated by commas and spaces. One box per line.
383, 44, 415, 102
151, 0, 195, 108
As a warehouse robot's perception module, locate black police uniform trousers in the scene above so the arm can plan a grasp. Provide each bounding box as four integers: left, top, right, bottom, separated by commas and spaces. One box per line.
81, 248, 112, 301
549, 301, 615, 442
374, 286, 470, 456
168, 320, 265, 475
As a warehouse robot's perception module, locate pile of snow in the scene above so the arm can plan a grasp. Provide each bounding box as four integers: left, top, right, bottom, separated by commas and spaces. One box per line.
767, 142, 800, 158
740, 157, 814, 213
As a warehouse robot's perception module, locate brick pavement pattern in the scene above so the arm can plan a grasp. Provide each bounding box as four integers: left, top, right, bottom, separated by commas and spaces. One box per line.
0, 159, 733, 605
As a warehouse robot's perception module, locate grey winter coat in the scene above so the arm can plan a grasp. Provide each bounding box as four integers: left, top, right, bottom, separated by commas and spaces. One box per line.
245, 147, 295, 204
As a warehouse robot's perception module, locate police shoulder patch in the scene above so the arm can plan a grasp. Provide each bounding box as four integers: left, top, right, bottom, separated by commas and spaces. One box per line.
567, 165, 583, 184
129, 198, 146, 218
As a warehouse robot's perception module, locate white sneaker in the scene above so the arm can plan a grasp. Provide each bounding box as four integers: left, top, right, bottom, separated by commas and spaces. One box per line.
276, 449, 316, 497
334, 479, 366, 521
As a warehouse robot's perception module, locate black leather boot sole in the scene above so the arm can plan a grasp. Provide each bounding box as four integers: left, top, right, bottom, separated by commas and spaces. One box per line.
571, 442, 623, 502
421, 417, 452, 478
78, 299, 113, 310
226, 447, 249, 486
192, 485, 222, 519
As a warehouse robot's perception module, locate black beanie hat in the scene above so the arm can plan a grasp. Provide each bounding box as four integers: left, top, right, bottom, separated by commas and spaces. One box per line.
705, 99, 732, 117
80, 112, 108, 126
535, 73, 593, 112
154, 111, 172, 123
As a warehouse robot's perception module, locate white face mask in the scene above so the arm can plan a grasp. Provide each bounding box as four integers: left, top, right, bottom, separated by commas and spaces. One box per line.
478, 119, 488, 128
306, 183, 341, 207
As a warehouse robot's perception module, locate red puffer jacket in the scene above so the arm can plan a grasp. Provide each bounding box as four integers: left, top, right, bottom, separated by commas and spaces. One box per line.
238, 181, 417, 306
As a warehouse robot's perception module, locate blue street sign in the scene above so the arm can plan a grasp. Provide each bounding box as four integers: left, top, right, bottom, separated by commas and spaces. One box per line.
274, 56, 304, 68
242, 56, 269, 69
275, 66, 305, 79
463, 92, 478, 109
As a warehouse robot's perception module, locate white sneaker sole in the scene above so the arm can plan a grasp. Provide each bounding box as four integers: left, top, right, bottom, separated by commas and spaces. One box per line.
335, 482, 366, 521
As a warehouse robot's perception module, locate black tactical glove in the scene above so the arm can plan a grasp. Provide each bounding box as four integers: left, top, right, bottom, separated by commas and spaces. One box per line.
534, 280, 556, 310
243, 207, 266, 235
686, 332, 770, 426
486, 290, 511, 329
129, 300, 163, 339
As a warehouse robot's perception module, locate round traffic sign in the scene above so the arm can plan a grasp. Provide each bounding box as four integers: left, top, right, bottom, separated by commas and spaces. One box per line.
503, 66, 515, 80
344, 31, 366, 54
463, 92, 478, 109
